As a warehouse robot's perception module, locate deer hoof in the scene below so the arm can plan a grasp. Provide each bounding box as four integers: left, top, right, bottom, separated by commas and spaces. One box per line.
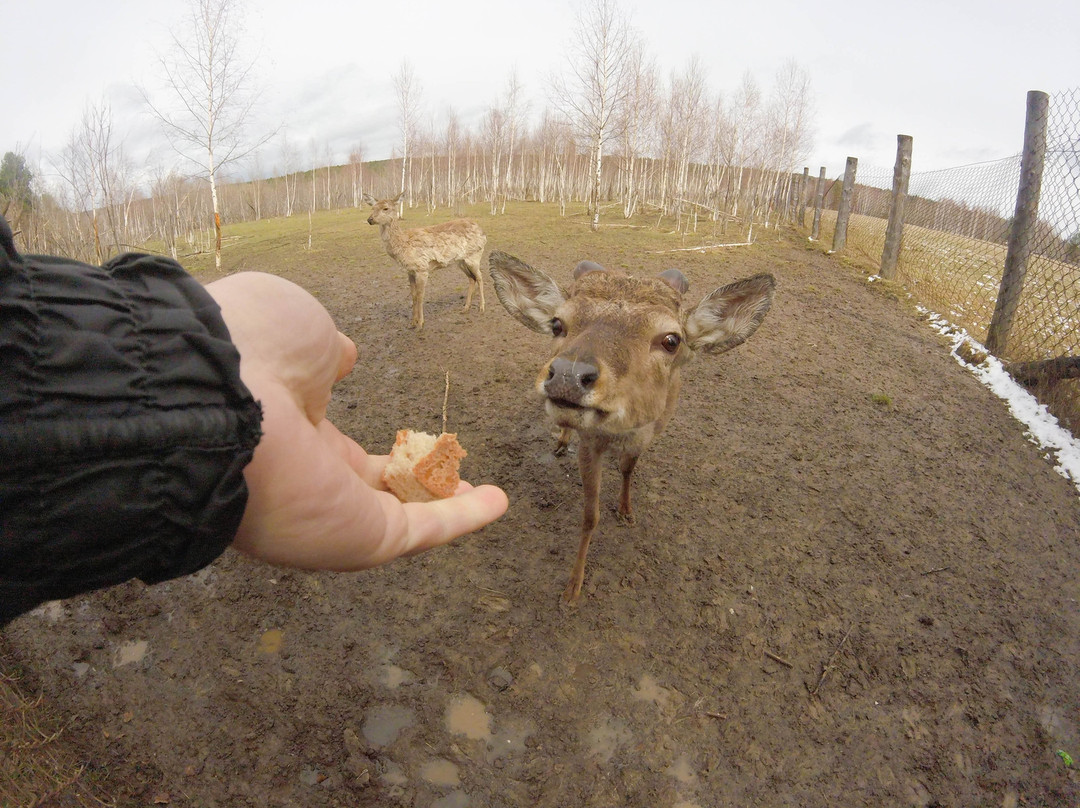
561, 579, 583, 604
615, 510, 635, 527
554, 442, 569, 457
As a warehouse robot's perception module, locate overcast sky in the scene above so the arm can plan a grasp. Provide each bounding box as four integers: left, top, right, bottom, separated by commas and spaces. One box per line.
3, 0, 1077, 192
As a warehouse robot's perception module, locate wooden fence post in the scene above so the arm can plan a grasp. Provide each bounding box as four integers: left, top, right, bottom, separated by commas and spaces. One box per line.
811, 166, 827, 240
800, 166, 810, 226
831, 157, 858, 252
880, 135, 913, 279
986, 90, 1049, 357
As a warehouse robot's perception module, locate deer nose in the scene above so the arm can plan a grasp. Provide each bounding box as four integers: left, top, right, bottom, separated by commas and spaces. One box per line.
366, 216, 375, 225
545, 357, 599, 405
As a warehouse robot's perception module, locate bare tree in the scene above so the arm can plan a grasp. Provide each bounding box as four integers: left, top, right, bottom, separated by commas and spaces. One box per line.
279, 130, 299, 218
143, 0, 272, 269
550, 0, 638, 230
500, 71, 528, 213
726, 72, 764, 224
54, 99, 131, 262
443, 110, 460, 211
348, 144, 365, 208
394, 60, 423, 206
765, 60, 814, 224
482, 104, 506, 215
615, 42, 657, 219
667, 56, 709, 232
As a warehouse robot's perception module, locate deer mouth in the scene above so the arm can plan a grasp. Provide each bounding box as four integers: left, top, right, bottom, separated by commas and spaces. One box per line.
545, 397, 607, 427
548, 397, 588, 410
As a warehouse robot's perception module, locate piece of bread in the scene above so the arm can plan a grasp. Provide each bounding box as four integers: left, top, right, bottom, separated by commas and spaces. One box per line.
382, 430, 467, 502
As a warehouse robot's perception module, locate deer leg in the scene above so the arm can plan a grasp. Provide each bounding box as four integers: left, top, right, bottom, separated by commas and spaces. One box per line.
406, 271, 418, 325
472, 254, 486, 312
564, 440, 604, 602
461, 261, 477, 311
554, 427, 573, 456
616, 452, 639, 525
412, 271, 428, 329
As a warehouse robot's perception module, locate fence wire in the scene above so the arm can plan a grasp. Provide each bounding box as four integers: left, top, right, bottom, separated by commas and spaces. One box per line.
813, 88, 1080, 432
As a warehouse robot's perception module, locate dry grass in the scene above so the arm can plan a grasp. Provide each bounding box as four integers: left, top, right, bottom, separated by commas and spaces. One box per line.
0, 653, 115, 808
817, 208, 1080, 432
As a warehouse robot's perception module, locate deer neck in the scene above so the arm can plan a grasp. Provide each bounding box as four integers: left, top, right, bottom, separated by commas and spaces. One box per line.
377, 218, 407, 259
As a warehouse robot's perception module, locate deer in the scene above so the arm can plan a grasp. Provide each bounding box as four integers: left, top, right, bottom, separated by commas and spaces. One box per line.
488, 251, 775, 602
363, 191, 487, 329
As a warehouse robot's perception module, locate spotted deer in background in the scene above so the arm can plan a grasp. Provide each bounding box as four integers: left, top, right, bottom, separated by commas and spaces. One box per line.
489, 251, 775, 602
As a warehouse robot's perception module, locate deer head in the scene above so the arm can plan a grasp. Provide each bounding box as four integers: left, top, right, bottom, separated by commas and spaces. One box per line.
489, 250, 775, 601
363, 191, 405, 227
489, 251, 775, 437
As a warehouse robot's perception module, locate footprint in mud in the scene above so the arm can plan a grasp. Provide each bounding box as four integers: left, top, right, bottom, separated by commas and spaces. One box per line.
362, 703, 416, 747
112, 639, 149, 668
420, 758, 460, 787
445, 693, 491, 740
444, 693, 533, 759
585, 715, 633, 764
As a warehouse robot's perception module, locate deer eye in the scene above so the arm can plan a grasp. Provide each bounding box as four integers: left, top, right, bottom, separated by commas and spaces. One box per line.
551, 318, 566, 338
660, 333, 681, 353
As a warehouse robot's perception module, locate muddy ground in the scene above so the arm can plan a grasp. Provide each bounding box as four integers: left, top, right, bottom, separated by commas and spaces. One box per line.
4, 205, 1080, 807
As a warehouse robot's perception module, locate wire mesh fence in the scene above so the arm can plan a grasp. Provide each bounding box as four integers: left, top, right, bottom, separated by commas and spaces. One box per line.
812, 88, 1080, 433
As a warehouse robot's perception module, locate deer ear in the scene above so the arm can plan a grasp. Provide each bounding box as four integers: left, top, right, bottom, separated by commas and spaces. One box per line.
657, 269, 689, 295
489, 251, 567, 334
684, 274, 775, 354
362, 193, 377, 206
393, 191, 406, 203
573, 260, 607, 279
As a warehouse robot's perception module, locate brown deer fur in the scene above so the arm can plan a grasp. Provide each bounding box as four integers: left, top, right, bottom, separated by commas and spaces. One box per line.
364, 192, 487, 329
489, 250, 776, 602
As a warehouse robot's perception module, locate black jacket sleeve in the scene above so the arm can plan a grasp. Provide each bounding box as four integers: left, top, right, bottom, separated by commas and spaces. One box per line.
0, 215, 263, 625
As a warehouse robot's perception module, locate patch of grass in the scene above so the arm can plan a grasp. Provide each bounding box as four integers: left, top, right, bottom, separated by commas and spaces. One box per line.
870, 393, 893, 408
0, 656, 116, 807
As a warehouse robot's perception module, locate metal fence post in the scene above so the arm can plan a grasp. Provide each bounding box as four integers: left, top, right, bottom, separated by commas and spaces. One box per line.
880, 135, 913, 279
811, 166, 826, 240
831, 157, 858, 252
986, 90, 1049, 357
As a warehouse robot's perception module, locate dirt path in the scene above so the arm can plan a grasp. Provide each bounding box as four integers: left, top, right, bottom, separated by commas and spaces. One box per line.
4, 208, 1080, 807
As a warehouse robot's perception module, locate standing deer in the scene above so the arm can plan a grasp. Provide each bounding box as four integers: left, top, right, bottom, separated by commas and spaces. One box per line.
489, 251, 775, 602
363, 191, 487, 329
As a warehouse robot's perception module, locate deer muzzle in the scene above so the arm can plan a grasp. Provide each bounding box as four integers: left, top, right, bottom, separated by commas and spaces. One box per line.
544, 356, 599, 408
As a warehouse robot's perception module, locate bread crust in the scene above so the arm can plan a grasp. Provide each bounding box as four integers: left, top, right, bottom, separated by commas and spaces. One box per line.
382, 430, 467, 502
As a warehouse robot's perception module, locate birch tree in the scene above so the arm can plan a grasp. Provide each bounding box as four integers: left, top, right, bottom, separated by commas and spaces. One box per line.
443, 110, 460, 210
394, 60, 423, 207
143, 0, 271, 269
482, 105, 506, 215
616, 42, 656, 219
500, 71, 528, 213
348, 144, 365, 208
550, 0, 637, 230
764, 60, 814, 225
726, 72, 763, 223
56, 100, 130, 262
667, 56, 709, 231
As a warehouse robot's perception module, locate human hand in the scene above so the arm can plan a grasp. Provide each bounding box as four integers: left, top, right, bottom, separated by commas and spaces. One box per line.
205, 272, 508, 571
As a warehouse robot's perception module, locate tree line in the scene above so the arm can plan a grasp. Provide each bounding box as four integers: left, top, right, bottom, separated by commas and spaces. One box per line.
1, 0, 816, 264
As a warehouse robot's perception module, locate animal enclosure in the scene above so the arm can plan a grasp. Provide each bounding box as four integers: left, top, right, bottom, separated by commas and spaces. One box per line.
2, 203, 1079, 808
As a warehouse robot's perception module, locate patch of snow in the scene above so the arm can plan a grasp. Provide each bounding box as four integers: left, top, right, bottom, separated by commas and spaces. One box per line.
916, 305, 1080, 496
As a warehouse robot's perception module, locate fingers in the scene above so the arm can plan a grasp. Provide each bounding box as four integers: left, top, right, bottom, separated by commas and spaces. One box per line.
389, 484, 510, 561
335, 332, 357, 382
371, 483, 509, 566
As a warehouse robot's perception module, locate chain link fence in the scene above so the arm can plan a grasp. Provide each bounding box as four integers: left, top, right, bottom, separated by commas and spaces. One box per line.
812, 88, 1080, 433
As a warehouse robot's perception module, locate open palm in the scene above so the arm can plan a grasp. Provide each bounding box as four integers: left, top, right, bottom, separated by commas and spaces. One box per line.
206, 272, 508, 571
